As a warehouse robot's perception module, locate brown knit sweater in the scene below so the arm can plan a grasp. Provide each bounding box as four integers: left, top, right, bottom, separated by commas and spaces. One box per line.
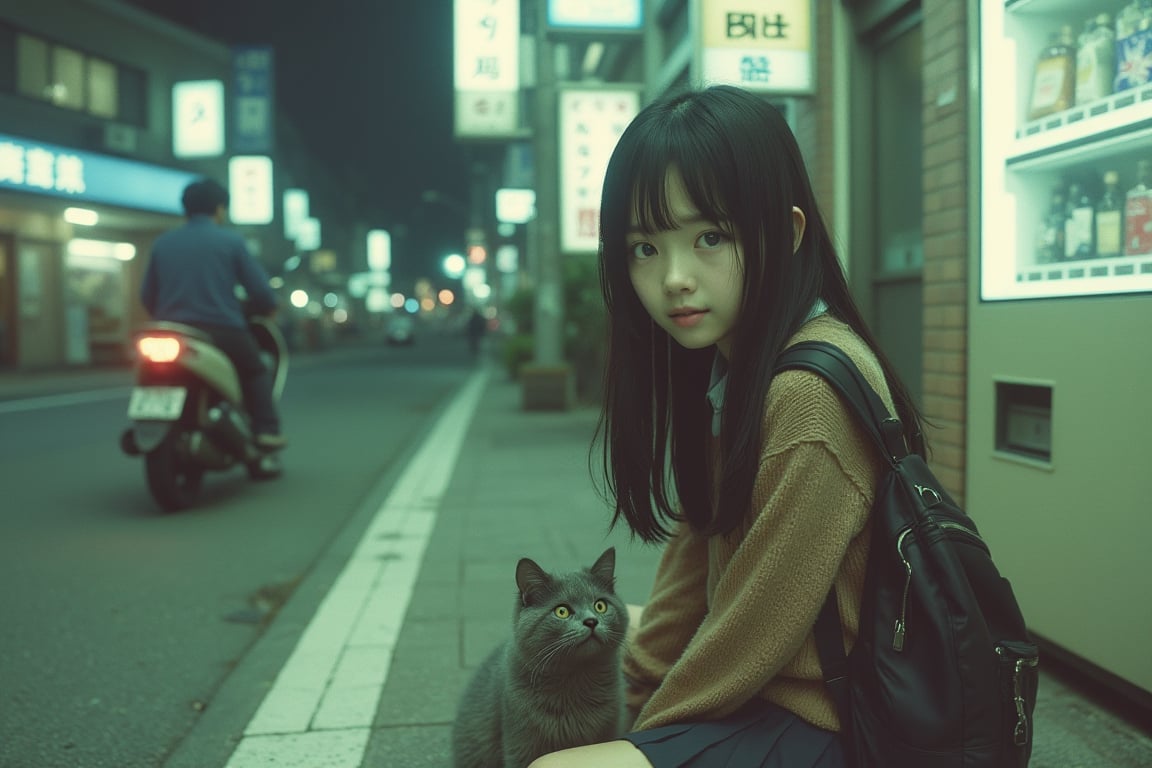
622, 315, 896, 733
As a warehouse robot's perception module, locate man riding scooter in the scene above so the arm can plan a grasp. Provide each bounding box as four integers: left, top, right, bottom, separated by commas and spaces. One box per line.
140, 178, 287, 450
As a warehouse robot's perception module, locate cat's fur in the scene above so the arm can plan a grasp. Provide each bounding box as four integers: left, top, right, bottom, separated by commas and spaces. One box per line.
451, 547, 629, 768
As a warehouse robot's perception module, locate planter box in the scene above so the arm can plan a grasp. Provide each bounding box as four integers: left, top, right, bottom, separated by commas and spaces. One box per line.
520, 363, 574, 411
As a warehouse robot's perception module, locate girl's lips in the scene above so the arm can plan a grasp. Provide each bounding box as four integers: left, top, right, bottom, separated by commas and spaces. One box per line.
669, 309, 707, 328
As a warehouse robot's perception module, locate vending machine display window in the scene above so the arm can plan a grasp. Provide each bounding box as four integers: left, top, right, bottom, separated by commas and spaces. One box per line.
980, 0, 1152, 301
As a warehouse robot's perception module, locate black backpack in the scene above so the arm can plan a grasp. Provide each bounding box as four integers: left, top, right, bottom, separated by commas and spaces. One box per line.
776, 341, 1040, 768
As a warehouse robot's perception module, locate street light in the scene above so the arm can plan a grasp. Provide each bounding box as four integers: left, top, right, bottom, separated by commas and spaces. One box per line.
442, 253, 466, 279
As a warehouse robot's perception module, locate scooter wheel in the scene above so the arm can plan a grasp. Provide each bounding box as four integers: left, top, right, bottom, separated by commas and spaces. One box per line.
145, 434, 204, 511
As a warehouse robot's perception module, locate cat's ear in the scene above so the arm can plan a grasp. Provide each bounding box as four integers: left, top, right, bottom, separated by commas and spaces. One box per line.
515, 557, 552, 605
589, 547, 616, 590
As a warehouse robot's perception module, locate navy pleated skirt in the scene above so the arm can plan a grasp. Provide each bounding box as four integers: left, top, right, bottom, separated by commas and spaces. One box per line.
621, 700, 845, 768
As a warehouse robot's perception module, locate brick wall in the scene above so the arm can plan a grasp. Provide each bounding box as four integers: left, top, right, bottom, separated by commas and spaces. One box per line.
921, 0, 970, 504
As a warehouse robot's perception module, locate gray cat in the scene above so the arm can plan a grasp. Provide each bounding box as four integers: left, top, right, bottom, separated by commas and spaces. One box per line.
451, 547, 629, 768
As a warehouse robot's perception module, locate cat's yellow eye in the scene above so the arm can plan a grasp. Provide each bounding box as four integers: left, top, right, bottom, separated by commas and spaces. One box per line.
554, 605, 571, 619
594, 600, 608, 614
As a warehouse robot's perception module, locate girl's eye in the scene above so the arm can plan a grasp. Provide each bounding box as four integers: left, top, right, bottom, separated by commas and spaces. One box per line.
554, 605, 571, 619
628, 242, 656, 260
697, 230, 729, 249
594, 600, 608, 614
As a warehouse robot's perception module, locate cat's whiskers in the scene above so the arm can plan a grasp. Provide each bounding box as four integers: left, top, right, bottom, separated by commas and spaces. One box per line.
526, 636, 571, 685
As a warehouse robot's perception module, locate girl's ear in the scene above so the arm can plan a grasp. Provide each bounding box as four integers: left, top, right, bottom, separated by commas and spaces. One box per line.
791, 206, 807, 254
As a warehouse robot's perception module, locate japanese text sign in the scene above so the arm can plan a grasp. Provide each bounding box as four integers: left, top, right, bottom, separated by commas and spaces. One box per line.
454, 0, 520, 137
700, 0, 813, 94
173, 80, 225, 157
232, 46, 275, 154
559, 88, 639, 253
228, 155, 274, 225
0, 132, 196, 214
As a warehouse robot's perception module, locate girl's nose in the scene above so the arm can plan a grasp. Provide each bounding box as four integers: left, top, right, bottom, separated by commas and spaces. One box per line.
662, 253, 696, 294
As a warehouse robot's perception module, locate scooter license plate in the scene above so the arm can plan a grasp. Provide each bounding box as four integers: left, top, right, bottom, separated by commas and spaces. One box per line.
127, 387, 187, 420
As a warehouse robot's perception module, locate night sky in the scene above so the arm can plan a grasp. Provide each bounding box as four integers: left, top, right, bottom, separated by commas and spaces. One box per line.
124, 0, 472, 282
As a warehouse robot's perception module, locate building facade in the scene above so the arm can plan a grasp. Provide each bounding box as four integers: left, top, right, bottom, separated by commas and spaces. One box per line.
0, 0, 353, 368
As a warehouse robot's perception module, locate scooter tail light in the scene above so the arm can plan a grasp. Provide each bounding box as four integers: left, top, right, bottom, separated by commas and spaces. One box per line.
137, 336, 181, 363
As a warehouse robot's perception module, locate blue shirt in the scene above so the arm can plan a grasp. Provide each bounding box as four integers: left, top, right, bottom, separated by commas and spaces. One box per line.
140, 216, 277, 329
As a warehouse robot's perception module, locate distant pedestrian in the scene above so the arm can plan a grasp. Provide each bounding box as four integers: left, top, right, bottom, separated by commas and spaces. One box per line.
466, 308, 486, 358
531, 86, 926, 767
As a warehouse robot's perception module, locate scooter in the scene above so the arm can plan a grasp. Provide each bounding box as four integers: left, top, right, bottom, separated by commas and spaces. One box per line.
119, 317, 287, 512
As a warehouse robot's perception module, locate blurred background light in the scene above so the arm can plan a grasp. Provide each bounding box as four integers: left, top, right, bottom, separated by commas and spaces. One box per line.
64, 207, 98, 226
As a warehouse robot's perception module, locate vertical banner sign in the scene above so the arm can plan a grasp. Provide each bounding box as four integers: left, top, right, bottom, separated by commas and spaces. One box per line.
559, 88, 639, 253
232, 46, 275, 153
700, 0, 813, 94
282, 188, 309, 240
228, 156, 274, 225
454, 0, 520, 138
172, 80, 225, 158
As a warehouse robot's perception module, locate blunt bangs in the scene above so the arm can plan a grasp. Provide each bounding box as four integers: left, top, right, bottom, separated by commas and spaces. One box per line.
617, 105, 732, 237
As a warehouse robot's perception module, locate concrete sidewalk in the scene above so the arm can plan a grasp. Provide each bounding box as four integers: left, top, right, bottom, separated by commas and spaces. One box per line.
358, 370, 1151, 767
360, 367, 664, 767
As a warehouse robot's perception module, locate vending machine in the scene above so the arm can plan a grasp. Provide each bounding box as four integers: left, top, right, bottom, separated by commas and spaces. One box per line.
974, 0, 1152, 703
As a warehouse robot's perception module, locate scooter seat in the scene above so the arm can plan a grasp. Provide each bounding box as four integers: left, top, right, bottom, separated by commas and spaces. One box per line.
136, 321, 214, 343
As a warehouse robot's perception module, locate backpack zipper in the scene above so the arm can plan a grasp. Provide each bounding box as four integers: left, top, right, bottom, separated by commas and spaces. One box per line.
893, 528, 914, 651
891, 518, 986, 652
996, 646, 1040, 746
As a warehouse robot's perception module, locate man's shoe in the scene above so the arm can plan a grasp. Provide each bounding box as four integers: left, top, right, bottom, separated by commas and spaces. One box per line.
255, 433, 288, 450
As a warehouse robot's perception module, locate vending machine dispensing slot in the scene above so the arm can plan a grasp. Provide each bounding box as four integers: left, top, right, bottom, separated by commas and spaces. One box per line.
995, 381, 1053, 464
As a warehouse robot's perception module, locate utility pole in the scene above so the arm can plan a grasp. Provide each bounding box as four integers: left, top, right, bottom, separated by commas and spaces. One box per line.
521, 0, 571, 409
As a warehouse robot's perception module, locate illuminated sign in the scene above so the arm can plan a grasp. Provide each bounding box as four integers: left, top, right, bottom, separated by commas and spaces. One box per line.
496, 188, 536, 224
232, 46, 275, 153
700, 0, 814, 94
454, 0, 520, 137
548, 0, 642, 30
559, 88, 639, 253
296, 217, 321, 250
283, 188, 309, 240
173, 80, 225, 157
367, 229, 391, 271
0, 132, 197, 214
228, 156, 274, 225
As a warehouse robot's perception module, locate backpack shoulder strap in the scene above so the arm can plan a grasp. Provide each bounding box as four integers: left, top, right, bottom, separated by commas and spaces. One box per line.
775, 340, 907, 461
776, 341, 895, 757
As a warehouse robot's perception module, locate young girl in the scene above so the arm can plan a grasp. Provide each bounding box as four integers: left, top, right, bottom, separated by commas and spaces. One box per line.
528, 86, 925, 768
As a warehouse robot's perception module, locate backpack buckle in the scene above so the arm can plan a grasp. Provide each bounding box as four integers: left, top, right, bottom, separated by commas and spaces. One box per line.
880, 417, 908, 460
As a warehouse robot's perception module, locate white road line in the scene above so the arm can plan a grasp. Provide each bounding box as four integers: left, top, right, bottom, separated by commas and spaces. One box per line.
0, 388, 128, 415
224, 368, 489, 768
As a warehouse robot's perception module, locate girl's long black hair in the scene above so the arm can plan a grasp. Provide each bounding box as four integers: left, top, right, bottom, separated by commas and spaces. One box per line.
594, 85, 925, 544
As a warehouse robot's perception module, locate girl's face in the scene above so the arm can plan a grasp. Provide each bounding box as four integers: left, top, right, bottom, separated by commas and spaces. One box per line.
626, 170, 744, 358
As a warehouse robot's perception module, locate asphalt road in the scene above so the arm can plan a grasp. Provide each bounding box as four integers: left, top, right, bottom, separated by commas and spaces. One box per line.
0, 331, 482, 768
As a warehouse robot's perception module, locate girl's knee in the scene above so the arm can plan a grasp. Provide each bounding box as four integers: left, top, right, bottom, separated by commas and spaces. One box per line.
527, 741, 651, 767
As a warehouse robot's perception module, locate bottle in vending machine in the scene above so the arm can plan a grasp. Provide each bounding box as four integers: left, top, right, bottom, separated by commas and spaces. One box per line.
1028, 26, 1077, 120
1095, 171, 1124, 259
1065, 183, 1095, 260
1036, 186, 1067, 264
1124, 160, 1152, 256
1075, 14, 1115, 104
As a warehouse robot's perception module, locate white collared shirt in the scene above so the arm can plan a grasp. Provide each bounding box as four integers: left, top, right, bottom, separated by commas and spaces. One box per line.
706, 299, 828, 436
